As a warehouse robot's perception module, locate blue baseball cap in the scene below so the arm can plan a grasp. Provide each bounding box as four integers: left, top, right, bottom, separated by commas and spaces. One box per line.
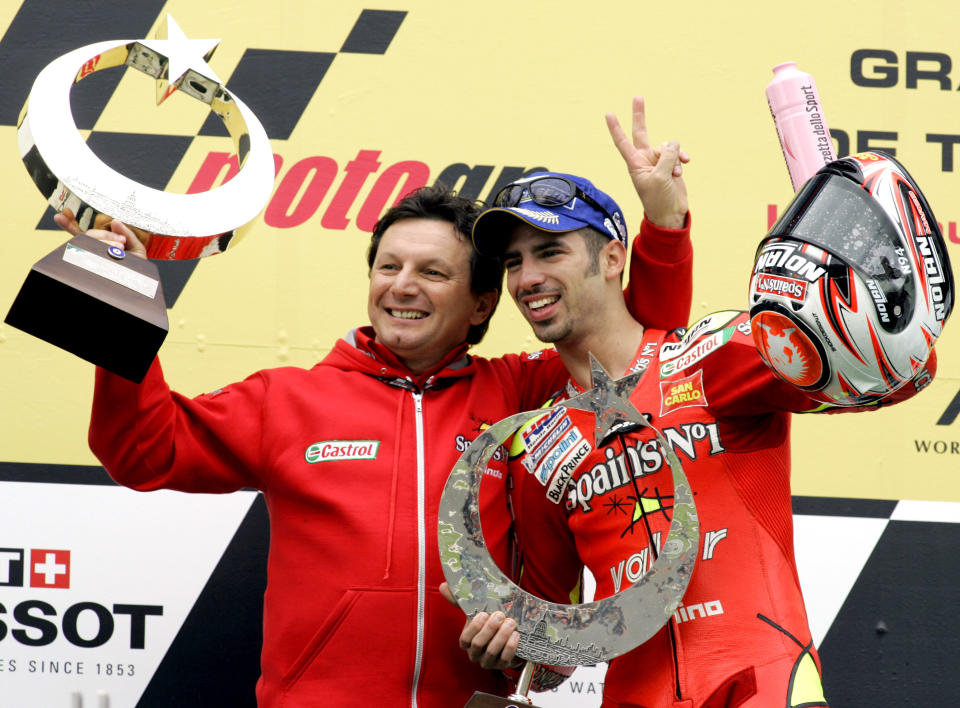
472, 172, 629, 256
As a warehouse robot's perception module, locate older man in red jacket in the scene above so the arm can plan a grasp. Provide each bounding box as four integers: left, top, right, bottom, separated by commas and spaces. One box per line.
55, 99, 693, 707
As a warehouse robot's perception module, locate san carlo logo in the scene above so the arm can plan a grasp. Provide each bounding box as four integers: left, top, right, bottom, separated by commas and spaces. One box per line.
0, 546, 163, 653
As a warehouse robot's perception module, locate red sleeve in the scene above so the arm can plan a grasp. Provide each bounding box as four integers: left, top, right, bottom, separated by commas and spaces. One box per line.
490, 349, 570, 413
509, 465, 583, 605
624, 213, 693, 331
89, 358, 266, 493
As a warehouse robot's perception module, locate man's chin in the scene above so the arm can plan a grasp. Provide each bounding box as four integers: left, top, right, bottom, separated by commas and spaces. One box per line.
376, 329, 423, 353
530, 324, 565, 345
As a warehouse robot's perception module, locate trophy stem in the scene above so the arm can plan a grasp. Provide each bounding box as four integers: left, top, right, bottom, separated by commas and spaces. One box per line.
463, 661, 540, 707
507, 661, 535, 703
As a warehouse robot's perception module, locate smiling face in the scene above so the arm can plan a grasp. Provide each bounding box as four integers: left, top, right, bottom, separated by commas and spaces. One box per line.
367, 218, 496, 374
503, 224, 609, 345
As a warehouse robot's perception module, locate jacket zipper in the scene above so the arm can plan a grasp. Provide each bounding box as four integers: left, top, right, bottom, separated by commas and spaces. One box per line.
667, 617, 682, 700
410, 391, 426, 708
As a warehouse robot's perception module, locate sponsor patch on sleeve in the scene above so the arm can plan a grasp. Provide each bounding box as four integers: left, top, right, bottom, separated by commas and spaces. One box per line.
525, 425, 583, 484
660, 310, 741, 361
660, 327, 735, 377
521, 406, 568, 452
522, 417, 574, 477
543, 436, 593, 505
660, 370, 708, 416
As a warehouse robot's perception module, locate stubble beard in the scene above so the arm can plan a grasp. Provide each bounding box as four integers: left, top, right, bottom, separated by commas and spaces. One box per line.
531, 316, 573, 345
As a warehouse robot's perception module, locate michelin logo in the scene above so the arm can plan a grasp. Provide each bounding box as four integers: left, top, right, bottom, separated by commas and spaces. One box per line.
532, 428, 584, 485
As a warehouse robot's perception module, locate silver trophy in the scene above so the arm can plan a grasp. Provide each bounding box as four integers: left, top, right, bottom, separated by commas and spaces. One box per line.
439, 357, 699, 707
5, 15, 275, 382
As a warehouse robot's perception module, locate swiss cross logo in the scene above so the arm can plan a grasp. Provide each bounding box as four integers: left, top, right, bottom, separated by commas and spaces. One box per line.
30, 548, 71, 589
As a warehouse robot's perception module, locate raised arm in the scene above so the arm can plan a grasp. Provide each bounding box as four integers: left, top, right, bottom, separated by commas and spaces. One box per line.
606, 96, 688, 230
53, 208, 264, 493
608, 97, 693, 330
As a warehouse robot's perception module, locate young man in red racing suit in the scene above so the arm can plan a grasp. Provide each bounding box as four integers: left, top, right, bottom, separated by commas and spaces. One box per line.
460, 136, 938, 705
63, 100, 694, 707
507, 312, 934, 707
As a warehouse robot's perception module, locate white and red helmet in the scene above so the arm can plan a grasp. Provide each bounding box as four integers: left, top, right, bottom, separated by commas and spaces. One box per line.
749, 151, 954, 406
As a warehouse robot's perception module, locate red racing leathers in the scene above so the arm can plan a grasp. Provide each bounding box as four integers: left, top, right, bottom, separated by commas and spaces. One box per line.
510, 311, 935, 708
87, 218, 692, 708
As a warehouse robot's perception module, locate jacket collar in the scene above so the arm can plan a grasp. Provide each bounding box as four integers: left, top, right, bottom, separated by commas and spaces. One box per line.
335, 326, 473, 388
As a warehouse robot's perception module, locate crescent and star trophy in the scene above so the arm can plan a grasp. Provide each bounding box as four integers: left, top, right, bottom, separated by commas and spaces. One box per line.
439, 357, 700, 707
5, 15, 275, 382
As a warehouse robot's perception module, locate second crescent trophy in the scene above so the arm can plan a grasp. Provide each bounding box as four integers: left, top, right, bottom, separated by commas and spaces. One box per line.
439, 357, 700, 707
4, 15, 275, 382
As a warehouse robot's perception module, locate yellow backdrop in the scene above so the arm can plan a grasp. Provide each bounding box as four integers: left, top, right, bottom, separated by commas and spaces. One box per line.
1, 0, 958, 505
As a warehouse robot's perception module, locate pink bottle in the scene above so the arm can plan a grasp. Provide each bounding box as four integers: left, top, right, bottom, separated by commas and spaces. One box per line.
765, 61, 837, 191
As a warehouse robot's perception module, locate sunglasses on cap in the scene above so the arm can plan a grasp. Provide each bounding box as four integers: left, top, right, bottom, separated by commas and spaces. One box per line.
493, 176, 620, 236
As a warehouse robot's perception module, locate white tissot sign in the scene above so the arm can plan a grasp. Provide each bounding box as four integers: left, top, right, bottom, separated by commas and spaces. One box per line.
2, 485, 958, 708
0, 483, 257, 708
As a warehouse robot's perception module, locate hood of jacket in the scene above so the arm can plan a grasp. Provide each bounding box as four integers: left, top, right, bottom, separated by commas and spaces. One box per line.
319, 326, 477, 390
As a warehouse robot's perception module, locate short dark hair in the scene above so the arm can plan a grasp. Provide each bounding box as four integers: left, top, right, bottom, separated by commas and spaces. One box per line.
575, 226, 626, 283
578, 226, 612, 277
368, 184, 503, 344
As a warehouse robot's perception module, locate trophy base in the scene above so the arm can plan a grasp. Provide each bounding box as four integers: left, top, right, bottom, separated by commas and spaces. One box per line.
5, 233, 168, 383
465, 692, 541, 708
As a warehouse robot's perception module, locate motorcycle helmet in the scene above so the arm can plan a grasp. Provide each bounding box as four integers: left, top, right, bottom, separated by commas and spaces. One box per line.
749, 151, 953, 405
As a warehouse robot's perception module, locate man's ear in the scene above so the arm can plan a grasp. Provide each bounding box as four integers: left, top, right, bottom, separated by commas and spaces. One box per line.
602, 240, 628, 282
471, 290, 499, 326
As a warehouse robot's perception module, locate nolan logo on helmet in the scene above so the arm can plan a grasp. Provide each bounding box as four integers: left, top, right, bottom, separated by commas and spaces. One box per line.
753, 241, 827, 283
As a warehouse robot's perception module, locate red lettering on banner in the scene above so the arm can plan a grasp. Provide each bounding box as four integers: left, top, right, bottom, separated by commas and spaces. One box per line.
322, 150, 382, 229
266, 156, 338, 228
768, 204, 779, 229
188, 152, 239, 192
356, 160, 430, 231
187, 151, 283, 194
940, 221, 960, 245
189, 149, 433, 232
